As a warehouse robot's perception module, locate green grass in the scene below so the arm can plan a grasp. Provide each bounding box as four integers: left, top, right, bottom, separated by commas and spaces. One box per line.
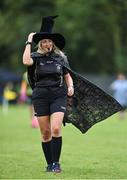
0, 105, 127, 179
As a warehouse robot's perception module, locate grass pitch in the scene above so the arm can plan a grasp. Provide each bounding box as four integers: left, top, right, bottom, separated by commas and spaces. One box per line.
0, 105, 127, 179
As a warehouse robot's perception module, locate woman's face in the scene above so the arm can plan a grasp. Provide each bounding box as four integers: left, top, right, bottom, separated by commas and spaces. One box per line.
41, 39, 53, 53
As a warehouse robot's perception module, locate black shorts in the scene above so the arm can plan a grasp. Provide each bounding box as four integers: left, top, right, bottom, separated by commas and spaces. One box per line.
32, 86, 67, 116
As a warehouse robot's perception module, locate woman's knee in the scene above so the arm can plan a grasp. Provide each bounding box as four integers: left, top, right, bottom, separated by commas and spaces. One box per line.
52, 126, 61, 136
42, 129, 51, 141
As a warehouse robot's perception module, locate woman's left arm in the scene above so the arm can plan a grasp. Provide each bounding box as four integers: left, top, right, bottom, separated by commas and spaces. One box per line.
64, 73, 74, 96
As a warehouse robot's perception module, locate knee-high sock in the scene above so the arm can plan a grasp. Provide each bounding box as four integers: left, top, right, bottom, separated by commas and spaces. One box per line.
41, 141, 53, 165
51, 136, 62, 163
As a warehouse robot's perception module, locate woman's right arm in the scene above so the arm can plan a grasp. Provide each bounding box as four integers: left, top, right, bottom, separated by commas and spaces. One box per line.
23, 32, 36, 66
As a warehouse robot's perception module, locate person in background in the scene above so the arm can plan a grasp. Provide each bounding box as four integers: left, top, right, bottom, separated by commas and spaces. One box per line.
23, 16, 74, 172
110, 73, 127, 119
19, 72, 38, 128
2, 82, 17, 114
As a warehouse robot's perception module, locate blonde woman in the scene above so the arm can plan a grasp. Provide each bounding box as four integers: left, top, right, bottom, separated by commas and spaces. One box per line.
23, 16, 74, 173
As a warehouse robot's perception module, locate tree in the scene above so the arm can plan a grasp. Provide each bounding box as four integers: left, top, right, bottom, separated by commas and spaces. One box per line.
56, 0, 127, 73
0, 0, 56, 72
0, 0, 127, 74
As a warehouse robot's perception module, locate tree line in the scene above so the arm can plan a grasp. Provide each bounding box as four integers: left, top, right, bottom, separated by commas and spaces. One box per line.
0, 0, 127, 74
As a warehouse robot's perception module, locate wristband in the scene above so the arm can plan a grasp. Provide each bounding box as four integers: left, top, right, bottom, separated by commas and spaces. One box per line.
25, 41, 32, 45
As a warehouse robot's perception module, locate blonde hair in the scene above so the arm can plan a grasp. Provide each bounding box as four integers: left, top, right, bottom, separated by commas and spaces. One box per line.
37, 40, 66, 58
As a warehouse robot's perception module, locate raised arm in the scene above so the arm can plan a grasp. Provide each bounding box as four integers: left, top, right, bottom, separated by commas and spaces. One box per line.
23, 32, 36, 66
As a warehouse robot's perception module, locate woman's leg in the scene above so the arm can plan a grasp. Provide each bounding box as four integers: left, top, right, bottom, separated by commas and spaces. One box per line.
51, 112, 64, 137
38, 115, 51, 142
37, 116, 53, 170
50, 112, 64, 172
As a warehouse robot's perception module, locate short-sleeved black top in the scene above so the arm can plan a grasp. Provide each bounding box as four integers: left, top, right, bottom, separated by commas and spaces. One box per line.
35, 53, 69, 87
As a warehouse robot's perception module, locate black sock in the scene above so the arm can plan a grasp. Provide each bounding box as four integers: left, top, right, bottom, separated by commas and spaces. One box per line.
41, 141, 53, 165
51, 136, 62, 163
